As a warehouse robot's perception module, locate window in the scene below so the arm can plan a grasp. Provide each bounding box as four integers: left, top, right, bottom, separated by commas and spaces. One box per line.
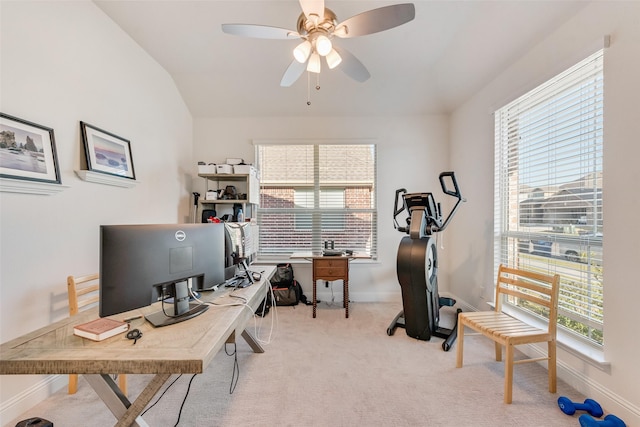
294, 189, 345, 230
494, 50, 604, 346
256, 142, 377, 258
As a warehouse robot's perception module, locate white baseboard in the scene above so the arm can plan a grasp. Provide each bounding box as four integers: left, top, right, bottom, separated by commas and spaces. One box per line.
315, 289, 400, 303
518, 342, 640, 424
0, 375, 66, 427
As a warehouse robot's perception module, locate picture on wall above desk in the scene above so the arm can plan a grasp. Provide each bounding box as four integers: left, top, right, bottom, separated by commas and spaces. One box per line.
80, 121, 136, 180
0, 112, 61, 184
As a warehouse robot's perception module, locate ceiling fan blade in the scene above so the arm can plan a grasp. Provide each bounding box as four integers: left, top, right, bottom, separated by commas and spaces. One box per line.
222, 24, 298, 40
281, 60, 307, 87
333, 46, 370, 83
335, 3, 416, 38
299, 0, 325, 21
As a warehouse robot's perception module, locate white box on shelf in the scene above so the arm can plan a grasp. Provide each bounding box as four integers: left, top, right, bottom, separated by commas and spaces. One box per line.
226, 158, 244, 165
206, 190, 218, 200
233, 164, 257, 175
198, 164, 216, 174
216, 164, 233, 174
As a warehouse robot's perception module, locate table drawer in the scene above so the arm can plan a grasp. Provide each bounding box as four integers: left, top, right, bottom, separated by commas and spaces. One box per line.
314, 267, 347, 279
313, 258, 348, 279
314, 258, 348, 269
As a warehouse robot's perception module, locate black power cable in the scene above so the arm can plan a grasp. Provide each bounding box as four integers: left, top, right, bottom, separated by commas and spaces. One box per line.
173, 374, 198, 426
225, 342, 240, 394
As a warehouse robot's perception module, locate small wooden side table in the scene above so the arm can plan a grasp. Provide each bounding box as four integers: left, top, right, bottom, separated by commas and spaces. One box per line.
290, 252, 369, 318
312, 257, 350, 318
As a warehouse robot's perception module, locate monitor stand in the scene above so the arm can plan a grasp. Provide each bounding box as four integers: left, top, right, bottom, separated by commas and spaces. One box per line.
238, 259, 255, 284
145, 303, 209, 327
146, 279, 209, 327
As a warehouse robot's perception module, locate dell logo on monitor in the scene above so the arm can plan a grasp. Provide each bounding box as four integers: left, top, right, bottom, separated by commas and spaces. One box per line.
175, 230, 186, 242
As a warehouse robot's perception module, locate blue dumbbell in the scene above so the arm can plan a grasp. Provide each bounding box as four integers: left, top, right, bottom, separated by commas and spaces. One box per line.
579, 414, 626, 427
558, 396, 604, 417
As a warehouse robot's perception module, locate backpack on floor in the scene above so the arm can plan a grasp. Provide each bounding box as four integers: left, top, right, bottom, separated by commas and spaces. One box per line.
272, 279, 303, 306
255, 264, 310, 315
271, 263, 308, 306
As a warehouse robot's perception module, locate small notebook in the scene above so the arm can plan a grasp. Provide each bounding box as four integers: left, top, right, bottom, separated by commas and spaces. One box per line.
73, 317, 129, 341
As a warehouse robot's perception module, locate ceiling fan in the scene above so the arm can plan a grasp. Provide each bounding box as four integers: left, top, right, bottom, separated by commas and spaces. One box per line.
222, 0, 415, 88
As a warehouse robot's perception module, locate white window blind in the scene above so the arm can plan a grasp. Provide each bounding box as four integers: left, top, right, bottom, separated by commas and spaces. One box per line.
256, 143, 377, 258
494, 50, 604, 346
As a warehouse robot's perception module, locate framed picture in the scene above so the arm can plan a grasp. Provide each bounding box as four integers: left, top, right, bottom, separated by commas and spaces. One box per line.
80, 121, 136, 180
0, 113, 61, 184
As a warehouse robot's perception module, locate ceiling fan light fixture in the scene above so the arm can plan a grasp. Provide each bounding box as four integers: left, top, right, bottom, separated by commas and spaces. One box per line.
326, 48, 342, 69
333, 24, 348, 37
315, 34, 332, 56
308, 13, 321, 26
307, 52, 321, 73
222, 1, 415, 94
293, 40, 312, 63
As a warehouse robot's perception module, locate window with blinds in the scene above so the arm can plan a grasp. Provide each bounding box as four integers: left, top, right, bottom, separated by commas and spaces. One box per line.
255, 143, 377, 259
494, 50, 604, 346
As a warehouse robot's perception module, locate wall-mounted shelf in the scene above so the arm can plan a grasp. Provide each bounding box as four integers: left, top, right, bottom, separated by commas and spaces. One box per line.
75, 170, 137, 188
0, 177, 68, 195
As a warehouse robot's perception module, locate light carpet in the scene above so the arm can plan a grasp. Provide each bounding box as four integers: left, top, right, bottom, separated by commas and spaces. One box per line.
9, 302, 589, 427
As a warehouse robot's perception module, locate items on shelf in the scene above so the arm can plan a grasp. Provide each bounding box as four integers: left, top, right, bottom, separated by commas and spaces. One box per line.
197, 160, 259, 177
216, 164, 233, 174
197, 161, 260, 223
197, 162, 216, 174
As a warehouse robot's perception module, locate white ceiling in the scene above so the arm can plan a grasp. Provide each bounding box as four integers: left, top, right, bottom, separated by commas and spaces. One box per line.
94, 1, 588, 118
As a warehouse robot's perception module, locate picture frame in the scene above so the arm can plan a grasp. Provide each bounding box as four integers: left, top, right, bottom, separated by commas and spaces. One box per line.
80, 121, 136, 180
0, 113, 62, 184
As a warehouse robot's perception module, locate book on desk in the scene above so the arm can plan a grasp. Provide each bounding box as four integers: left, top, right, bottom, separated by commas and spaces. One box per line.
73, 317, 129, 341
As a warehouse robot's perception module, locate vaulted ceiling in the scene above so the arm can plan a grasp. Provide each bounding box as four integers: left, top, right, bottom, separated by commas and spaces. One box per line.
94, 1, 587, 117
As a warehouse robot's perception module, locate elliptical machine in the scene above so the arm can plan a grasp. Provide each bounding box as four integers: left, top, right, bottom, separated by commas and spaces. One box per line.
387, 171, 465, 351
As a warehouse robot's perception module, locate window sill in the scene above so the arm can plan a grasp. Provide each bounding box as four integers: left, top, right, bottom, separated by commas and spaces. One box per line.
254, 256, 378, 265
496, 303, 610, 372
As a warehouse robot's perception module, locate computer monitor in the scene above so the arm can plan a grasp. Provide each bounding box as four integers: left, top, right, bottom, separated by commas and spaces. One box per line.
99, 223, 226, 327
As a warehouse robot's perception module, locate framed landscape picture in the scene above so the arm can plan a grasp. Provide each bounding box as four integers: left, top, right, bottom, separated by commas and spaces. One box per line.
0, 113, 62, 184
80, 121, 136, 180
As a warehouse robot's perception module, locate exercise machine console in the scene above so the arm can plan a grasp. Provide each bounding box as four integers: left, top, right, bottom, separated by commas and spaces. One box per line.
387, 171, 465, 351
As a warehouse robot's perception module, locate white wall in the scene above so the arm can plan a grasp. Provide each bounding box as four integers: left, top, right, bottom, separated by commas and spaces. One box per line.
5, 0, 638, 424
0, 1, 193, 422
192, 115, 451, 302
448, 2, 640, 423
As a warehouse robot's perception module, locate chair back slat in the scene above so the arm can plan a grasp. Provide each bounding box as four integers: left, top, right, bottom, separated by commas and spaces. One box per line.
494, 264, 560, 334
67, 273, 100, 316
499, 287, 552, 309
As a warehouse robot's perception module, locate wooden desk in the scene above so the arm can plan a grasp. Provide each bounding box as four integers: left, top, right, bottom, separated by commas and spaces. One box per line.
291, 253, 368, 318
0, 265, 274, 427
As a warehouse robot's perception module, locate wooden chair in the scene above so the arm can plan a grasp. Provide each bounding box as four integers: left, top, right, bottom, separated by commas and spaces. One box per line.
456, 264, 560, 403
67, 273, 127, 395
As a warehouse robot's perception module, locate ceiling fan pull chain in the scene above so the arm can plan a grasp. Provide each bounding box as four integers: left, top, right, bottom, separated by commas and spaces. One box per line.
316, 73, 321, 91
307, 71, 311, 105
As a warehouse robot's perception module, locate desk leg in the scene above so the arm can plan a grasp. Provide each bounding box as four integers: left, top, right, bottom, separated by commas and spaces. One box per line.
344, 278, 349, 318
84, 373, 171, 427
312, 278, 317, 318
241, 329, 265, 353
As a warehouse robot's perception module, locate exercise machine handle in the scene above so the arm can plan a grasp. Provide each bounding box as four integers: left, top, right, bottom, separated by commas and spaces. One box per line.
393, 188, 408, 232
437, 172, 466, 232
439, 171, 461, 198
